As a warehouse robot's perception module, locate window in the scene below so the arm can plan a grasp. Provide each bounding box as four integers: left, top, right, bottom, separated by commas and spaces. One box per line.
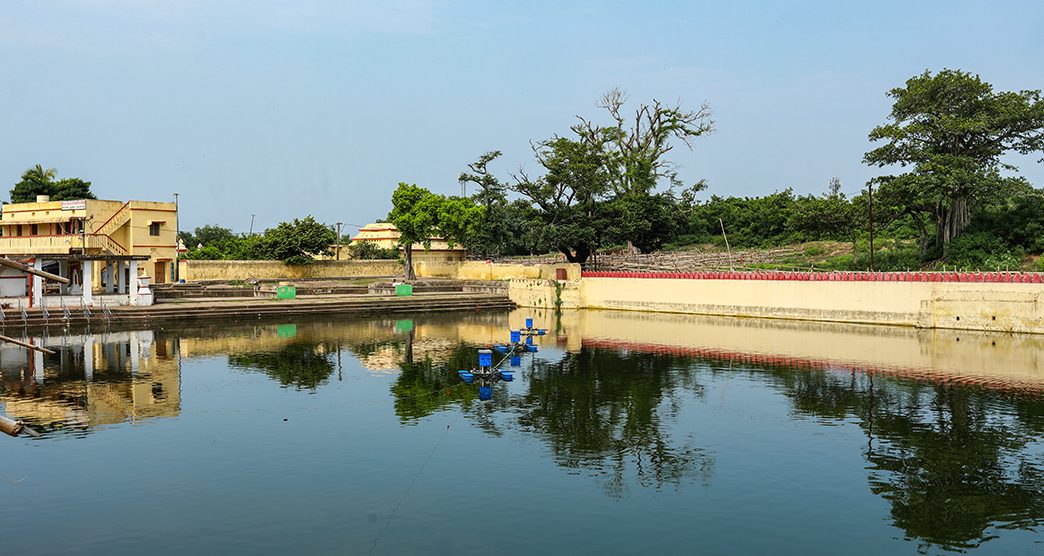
16, 225, 23, 237
149, 222, 161, 236
30, 224, 38, 235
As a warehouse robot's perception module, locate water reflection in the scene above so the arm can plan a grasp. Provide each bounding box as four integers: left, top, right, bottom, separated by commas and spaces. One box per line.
229, 343, 337, 389
3, 311, 1044, 552
519, 349, 713, 496
0, 330, 180, 434
764, 366, 1044, 551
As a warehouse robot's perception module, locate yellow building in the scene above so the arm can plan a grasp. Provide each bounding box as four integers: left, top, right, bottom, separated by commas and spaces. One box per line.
343, 222, 466, 262
0, 195, 177, 305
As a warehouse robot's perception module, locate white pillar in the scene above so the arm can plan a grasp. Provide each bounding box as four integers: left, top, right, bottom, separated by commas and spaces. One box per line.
31, 259, 44, 307
130, 332, 140, 376
57, 260, 69, 295
106, 261, 116, 293
129, 260, 139, 304
83, 337, 94, 381
82, 260, 94, 306
33, 343, 44, 383
117, 261, 127, 295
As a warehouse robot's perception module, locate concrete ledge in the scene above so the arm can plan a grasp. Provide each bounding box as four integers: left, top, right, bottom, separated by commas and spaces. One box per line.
509, 277, 1044, 334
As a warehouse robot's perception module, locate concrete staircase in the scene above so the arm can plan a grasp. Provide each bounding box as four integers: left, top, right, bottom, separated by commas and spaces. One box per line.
95, 202, 131, 237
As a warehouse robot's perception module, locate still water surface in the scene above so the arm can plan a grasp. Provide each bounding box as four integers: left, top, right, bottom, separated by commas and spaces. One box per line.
2, 310, 1043, 555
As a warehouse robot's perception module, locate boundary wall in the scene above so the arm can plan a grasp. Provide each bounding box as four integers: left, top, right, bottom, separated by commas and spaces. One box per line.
178, 259, 579, 283
179, 260, 403, 281
509, 270, 1044, 334
414, 261, 580, 281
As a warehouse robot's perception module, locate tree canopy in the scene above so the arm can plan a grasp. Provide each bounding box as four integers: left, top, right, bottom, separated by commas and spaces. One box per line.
179, 218, 336, 264
252, 216, 336, 265
864, 69, 1044, 253
388, 182, 482, 279
476, 90, 715, 262
10, 164, 97, 203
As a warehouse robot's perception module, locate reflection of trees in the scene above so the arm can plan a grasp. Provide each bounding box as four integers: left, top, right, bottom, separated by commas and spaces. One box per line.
390, 342, 481, 424
764, 366, 1044, 551
228, 343, 335, 389
518, 349, 712, 496
388, 345, 712, 495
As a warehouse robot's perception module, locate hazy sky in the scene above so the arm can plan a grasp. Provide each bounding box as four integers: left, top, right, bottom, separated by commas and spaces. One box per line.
2, 1, 1042, 234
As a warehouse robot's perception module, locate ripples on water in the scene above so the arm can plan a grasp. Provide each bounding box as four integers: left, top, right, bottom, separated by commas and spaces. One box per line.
1, 312, 1043, 555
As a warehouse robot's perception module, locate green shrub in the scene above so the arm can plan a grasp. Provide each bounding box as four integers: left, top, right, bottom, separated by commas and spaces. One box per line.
946, 232, 1024, 271
348, 241, 399, 260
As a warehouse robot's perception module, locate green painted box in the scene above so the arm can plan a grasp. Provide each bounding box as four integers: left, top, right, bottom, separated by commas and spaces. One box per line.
276, 285, 297, 299
394, 283, 413, 296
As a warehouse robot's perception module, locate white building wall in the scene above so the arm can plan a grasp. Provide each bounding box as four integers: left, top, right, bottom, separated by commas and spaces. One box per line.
0, 266, 28, 297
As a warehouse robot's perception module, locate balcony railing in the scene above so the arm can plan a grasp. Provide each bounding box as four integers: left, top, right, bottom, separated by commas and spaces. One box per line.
0, 234, 114, 255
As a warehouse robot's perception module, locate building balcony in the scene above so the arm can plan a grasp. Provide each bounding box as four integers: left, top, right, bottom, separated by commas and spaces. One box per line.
0, 234, 127, 256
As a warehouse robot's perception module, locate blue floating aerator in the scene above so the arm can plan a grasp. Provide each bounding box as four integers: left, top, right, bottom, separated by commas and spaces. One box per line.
457, 370, 474, 383
526, 345, 539, 353
526, 335, 534, 346
510, 355, 521, 367
478, 349, 493, 368
510, 329, 521, 343
525, 317, 534, 329
494, 345, 508, 353
499, 370, 514, 382
479, 385, 493, 401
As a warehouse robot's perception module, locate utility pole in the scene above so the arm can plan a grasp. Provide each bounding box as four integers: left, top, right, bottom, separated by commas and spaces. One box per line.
867, 182, 874, 272
249, 214, 256, 236
173, 192, 180, 282
335, 222, 343, 260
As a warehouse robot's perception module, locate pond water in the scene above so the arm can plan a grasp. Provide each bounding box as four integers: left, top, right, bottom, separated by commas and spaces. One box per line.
2, 310, 1044, 555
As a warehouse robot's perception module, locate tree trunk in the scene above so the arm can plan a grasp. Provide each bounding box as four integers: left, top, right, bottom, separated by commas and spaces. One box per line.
936, 197, 971, 256
404, 244, 416, 281
560, 244, 592, 264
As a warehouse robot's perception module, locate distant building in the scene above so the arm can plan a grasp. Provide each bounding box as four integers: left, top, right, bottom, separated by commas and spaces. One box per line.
330, 222, 466, 262
0, 195, 177, 305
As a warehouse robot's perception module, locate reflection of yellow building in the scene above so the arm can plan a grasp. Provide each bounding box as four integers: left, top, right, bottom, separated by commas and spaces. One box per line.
0, 331, 181, 429
6, 308, 1042, 433
0, 196, 178, 290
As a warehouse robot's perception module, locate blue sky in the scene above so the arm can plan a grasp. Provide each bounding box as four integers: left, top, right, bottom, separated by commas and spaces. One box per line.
2, 0, 1042, 233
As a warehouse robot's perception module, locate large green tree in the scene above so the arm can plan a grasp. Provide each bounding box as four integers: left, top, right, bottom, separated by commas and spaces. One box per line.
576, 88, 714, 196
510, 90, 713, 261
254, 216, 336, 264
458, 151, 511, 257
513, 136, 613, 263
864, 69, 1044, 253
388, 182, 482, 279
9, 164, 97, 203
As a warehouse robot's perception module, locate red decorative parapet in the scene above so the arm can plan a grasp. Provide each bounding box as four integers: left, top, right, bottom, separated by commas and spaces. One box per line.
580, 270, 1044, 284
